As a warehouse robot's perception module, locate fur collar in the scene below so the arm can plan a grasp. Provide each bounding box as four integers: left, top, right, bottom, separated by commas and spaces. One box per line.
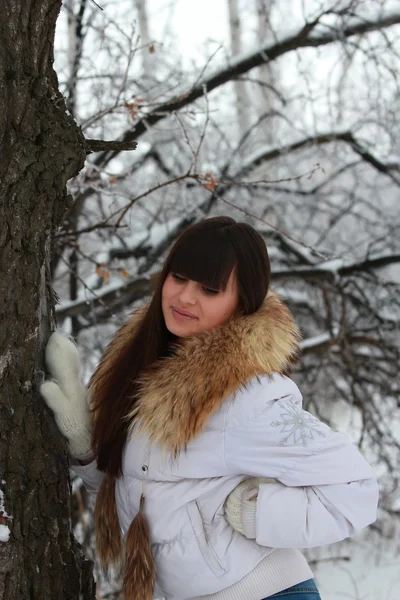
90, 293, 300, 455
126, 292, 300, 455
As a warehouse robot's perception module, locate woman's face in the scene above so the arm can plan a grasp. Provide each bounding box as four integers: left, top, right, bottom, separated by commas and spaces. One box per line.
162, 269, 240, 337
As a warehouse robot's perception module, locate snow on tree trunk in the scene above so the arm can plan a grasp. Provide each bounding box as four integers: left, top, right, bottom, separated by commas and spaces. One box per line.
0, 1, 94, 598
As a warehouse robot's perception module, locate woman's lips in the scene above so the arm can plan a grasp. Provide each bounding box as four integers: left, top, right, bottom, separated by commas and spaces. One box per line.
172, 307, 197, 320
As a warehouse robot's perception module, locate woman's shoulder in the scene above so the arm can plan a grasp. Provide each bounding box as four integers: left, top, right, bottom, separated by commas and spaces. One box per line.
226, 373, 303, 427
239, 372, 302, 405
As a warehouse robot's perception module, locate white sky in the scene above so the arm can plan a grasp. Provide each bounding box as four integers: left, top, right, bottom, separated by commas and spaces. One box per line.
147, 0, 231, 59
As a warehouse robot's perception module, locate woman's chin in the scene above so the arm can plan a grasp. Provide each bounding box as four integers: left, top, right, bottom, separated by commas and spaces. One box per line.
164, 315, 199, 338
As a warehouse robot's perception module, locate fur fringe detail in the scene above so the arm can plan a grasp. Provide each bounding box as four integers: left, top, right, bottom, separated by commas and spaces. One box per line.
123, 494, 156, 600
94, 472, 123, 570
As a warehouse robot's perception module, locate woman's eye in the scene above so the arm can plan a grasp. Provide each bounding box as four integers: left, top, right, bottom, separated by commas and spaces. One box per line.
203, 287, 219, 295
172, 273, 186, 282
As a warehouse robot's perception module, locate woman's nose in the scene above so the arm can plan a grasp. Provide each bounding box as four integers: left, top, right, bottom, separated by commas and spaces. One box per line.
179, 282, 197, 304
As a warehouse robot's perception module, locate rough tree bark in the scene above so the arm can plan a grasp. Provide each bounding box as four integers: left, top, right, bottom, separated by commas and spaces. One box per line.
0, 1, 95, 599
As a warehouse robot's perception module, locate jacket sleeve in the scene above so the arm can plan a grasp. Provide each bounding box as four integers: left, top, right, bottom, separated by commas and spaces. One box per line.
224, 375, 379, 548
69, 454, 105, 495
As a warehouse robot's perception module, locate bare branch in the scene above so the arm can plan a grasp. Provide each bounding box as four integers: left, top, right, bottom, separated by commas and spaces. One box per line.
85, 138, 138, 152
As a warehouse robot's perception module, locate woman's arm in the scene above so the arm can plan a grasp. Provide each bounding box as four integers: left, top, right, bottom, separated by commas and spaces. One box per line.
252, 470, 378, 548
224, 377, 379, 548
70, 454, 105, 495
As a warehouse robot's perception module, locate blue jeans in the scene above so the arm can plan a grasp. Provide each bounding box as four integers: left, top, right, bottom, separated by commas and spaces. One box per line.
262, 578, 321, 599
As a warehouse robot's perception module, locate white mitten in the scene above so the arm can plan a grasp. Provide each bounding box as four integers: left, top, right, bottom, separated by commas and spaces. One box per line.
40, 331, 93, 457
224, 477, 275, 539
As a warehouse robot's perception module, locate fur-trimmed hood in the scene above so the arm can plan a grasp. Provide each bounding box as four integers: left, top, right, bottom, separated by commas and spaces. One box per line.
91, 292, 300, 455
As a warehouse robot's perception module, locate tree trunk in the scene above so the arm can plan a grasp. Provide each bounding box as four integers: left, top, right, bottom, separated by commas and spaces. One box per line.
0, 1, 94, 598
227, 0, 249, 136
136, 0, 152, 75
255, 0, 276, 143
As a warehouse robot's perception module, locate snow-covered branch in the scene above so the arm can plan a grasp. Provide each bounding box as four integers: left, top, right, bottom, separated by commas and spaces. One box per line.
92, 11, 400, 166
233, 131, 400, 183
273, 254, 400, 281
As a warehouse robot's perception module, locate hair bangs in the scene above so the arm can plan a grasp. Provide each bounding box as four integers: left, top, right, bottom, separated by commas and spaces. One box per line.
168, 229, 237, 291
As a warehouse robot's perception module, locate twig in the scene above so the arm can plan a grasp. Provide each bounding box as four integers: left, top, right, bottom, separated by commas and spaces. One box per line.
216, 195, 330, 260
57, 254, 112, 317
111, 173, 194, 226
90, 0, 103, 9
55, 223, 128, 238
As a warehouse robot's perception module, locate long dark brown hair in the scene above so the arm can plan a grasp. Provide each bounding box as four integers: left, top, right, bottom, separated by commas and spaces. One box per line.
90, 216, 271, 599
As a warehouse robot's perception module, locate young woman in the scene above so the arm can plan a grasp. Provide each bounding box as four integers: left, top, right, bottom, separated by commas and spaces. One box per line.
41, 217, 378, 600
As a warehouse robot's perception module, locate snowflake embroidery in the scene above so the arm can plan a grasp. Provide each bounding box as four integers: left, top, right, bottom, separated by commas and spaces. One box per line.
271, 398, 327, 447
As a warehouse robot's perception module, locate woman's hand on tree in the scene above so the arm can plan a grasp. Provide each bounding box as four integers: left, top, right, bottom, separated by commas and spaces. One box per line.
40, 331, 93, 457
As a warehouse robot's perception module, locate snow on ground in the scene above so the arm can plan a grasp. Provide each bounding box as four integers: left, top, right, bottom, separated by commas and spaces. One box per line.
314, 547, 400, 600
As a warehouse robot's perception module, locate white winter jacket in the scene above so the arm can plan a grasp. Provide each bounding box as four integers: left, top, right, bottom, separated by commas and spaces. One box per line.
73, 374, 378, 599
